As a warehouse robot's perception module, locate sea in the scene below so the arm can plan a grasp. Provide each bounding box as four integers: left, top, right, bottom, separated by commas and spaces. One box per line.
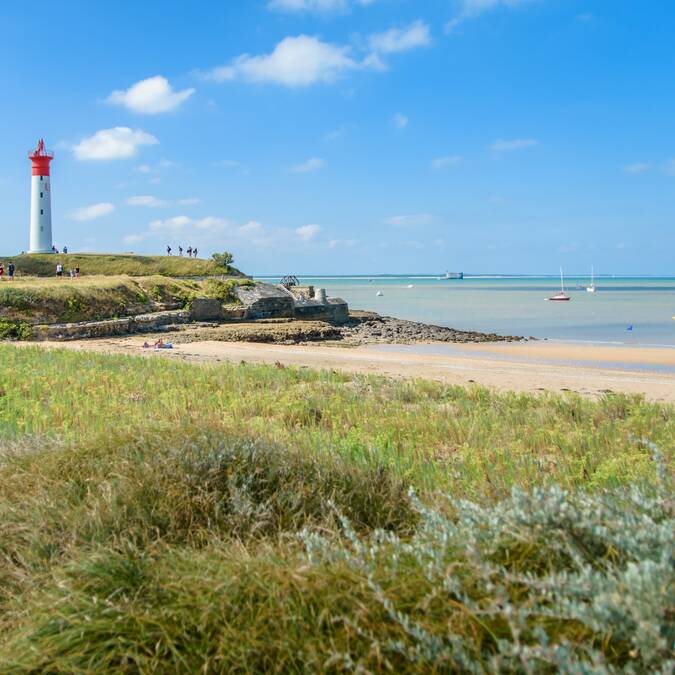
255, 275, 675, 347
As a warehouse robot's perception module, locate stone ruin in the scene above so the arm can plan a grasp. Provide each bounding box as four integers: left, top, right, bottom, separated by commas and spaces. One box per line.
191, 282, 349, 324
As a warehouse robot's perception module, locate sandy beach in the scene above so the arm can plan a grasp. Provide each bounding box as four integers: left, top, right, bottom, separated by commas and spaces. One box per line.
24, 337, 675, 403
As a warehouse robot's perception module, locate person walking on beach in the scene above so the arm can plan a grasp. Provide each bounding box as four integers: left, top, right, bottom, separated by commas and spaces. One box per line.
166, 245, 172, 256
7, 262, 14, 281
56, 262, 63, 278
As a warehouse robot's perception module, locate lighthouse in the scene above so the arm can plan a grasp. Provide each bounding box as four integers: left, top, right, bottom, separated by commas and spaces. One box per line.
28, 139, 54, 253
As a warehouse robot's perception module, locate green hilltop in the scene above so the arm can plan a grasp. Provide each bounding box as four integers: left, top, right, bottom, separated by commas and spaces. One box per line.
3, 253, 243, 278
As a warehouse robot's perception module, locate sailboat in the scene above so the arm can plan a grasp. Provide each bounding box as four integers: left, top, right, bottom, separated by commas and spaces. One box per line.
586, 266, 596, 293
547, 268, 571, 301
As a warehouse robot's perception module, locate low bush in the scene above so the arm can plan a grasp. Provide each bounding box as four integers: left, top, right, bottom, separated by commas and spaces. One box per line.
0, 319, 32, 340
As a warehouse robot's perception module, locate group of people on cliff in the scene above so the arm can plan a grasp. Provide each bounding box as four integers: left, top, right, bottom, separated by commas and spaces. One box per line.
166, 245, 198, 258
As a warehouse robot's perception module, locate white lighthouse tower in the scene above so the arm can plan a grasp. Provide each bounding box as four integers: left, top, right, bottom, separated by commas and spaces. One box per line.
28, 138, 54, 253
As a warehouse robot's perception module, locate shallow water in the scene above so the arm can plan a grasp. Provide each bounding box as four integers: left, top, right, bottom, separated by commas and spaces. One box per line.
256, 275, 675, 346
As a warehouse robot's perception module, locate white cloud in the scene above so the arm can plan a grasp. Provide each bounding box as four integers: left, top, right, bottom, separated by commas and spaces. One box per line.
204, 35, 359, 87
238, 220, 264, 235
123, 233, 150, 245
107, 75, 194, 114
73, 127, 158, 161
624, 163, 650, 174
71, 202, 115, 221
126, 195, 168, 207
148, 215, 231, 235
384, 213, 434, 226
268, 0, 374, 12
292, 157, 325, 173
491, 138, 539, 151
328, 238, 358, 248
447, 0, 535, 29
665, 159, 675, 176
392, 113, 408, 129
431, 155, 462, 168
369, 20, 431, 54
136, 164, 152, 174
296, 223, 321, 240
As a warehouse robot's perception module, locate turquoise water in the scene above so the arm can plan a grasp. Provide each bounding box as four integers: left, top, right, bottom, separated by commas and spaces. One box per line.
256, 276, 675, 346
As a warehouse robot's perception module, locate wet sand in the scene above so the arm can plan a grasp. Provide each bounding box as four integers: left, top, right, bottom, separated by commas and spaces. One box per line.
21, 337, 675, 403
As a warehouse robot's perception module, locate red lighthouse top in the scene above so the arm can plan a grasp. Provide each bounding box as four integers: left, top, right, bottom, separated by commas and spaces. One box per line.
28, 138, 54, 176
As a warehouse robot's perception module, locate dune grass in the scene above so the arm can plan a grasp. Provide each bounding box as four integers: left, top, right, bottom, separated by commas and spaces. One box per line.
0, 345, 672, 671
2, 253, 241, 278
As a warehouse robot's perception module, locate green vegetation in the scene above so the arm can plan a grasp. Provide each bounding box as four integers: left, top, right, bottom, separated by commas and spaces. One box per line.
0, 319, 32, 340
211, 250, 235, 269
0, 275, 201, 324
0, 275, 255, 325
0, 345, 672, 670
2, 253, 242, 278
201, 276, 254, 304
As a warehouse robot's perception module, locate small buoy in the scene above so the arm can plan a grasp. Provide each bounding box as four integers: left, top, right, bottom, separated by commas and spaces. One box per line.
626, 325, 633, 331
376, 291, 383, 297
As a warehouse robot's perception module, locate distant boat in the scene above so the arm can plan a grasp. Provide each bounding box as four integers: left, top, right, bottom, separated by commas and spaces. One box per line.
376, 290, 383, 297
547, 268, 572, 301
442, 271, 464, 280
586, 266, 596, 293
407, 284, 414, 288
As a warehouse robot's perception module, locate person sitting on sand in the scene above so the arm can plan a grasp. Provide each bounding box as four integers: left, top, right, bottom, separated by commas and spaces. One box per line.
142, 341, 150, 348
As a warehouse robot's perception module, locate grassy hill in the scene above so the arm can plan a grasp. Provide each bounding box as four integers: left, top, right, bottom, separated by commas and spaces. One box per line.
0, 275, 252, 328
2, 253, 242, 278
0, 345, 671, 671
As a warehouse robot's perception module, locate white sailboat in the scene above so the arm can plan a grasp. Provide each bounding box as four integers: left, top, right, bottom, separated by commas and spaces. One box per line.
586, 266, 596, 293
547, 267, 571, 301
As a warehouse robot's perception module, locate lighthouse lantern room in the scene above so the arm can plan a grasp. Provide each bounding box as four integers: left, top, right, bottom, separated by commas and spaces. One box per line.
28, 138, 54, 253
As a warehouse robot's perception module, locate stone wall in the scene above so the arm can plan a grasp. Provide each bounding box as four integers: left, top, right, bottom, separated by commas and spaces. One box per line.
32, 310, 190, 341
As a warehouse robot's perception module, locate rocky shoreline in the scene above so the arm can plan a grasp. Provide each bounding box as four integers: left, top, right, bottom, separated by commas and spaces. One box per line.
159, 310, 525, 346
339, 311, 525, 344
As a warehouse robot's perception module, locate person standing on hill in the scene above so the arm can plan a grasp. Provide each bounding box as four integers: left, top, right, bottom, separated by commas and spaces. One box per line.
55, 262, 63, 278
178, 246, 183, 256
8, 262, 15, 281
63, 246, 68, 254
166, 245, 172, 256
187, 246, 193, 258
0, 262, 4, 281
193, 247, 198, 258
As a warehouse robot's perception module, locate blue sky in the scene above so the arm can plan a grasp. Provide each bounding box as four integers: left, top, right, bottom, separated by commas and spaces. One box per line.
1, 0, 673, 274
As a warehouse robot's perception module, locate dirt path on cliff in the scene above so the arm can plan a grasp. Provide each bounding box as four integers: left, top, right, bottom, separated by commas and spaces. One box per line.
21, 337, 675, 403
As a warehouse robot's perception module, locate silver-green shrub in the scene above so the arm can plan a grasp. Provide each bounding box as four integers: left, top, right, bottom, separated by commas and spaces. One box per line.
302, 449, 673, 673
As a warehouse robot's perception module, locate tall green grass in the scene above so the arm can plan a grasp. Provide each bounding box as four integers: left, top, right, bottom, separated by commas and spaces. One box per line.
0, 345, 671, 671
